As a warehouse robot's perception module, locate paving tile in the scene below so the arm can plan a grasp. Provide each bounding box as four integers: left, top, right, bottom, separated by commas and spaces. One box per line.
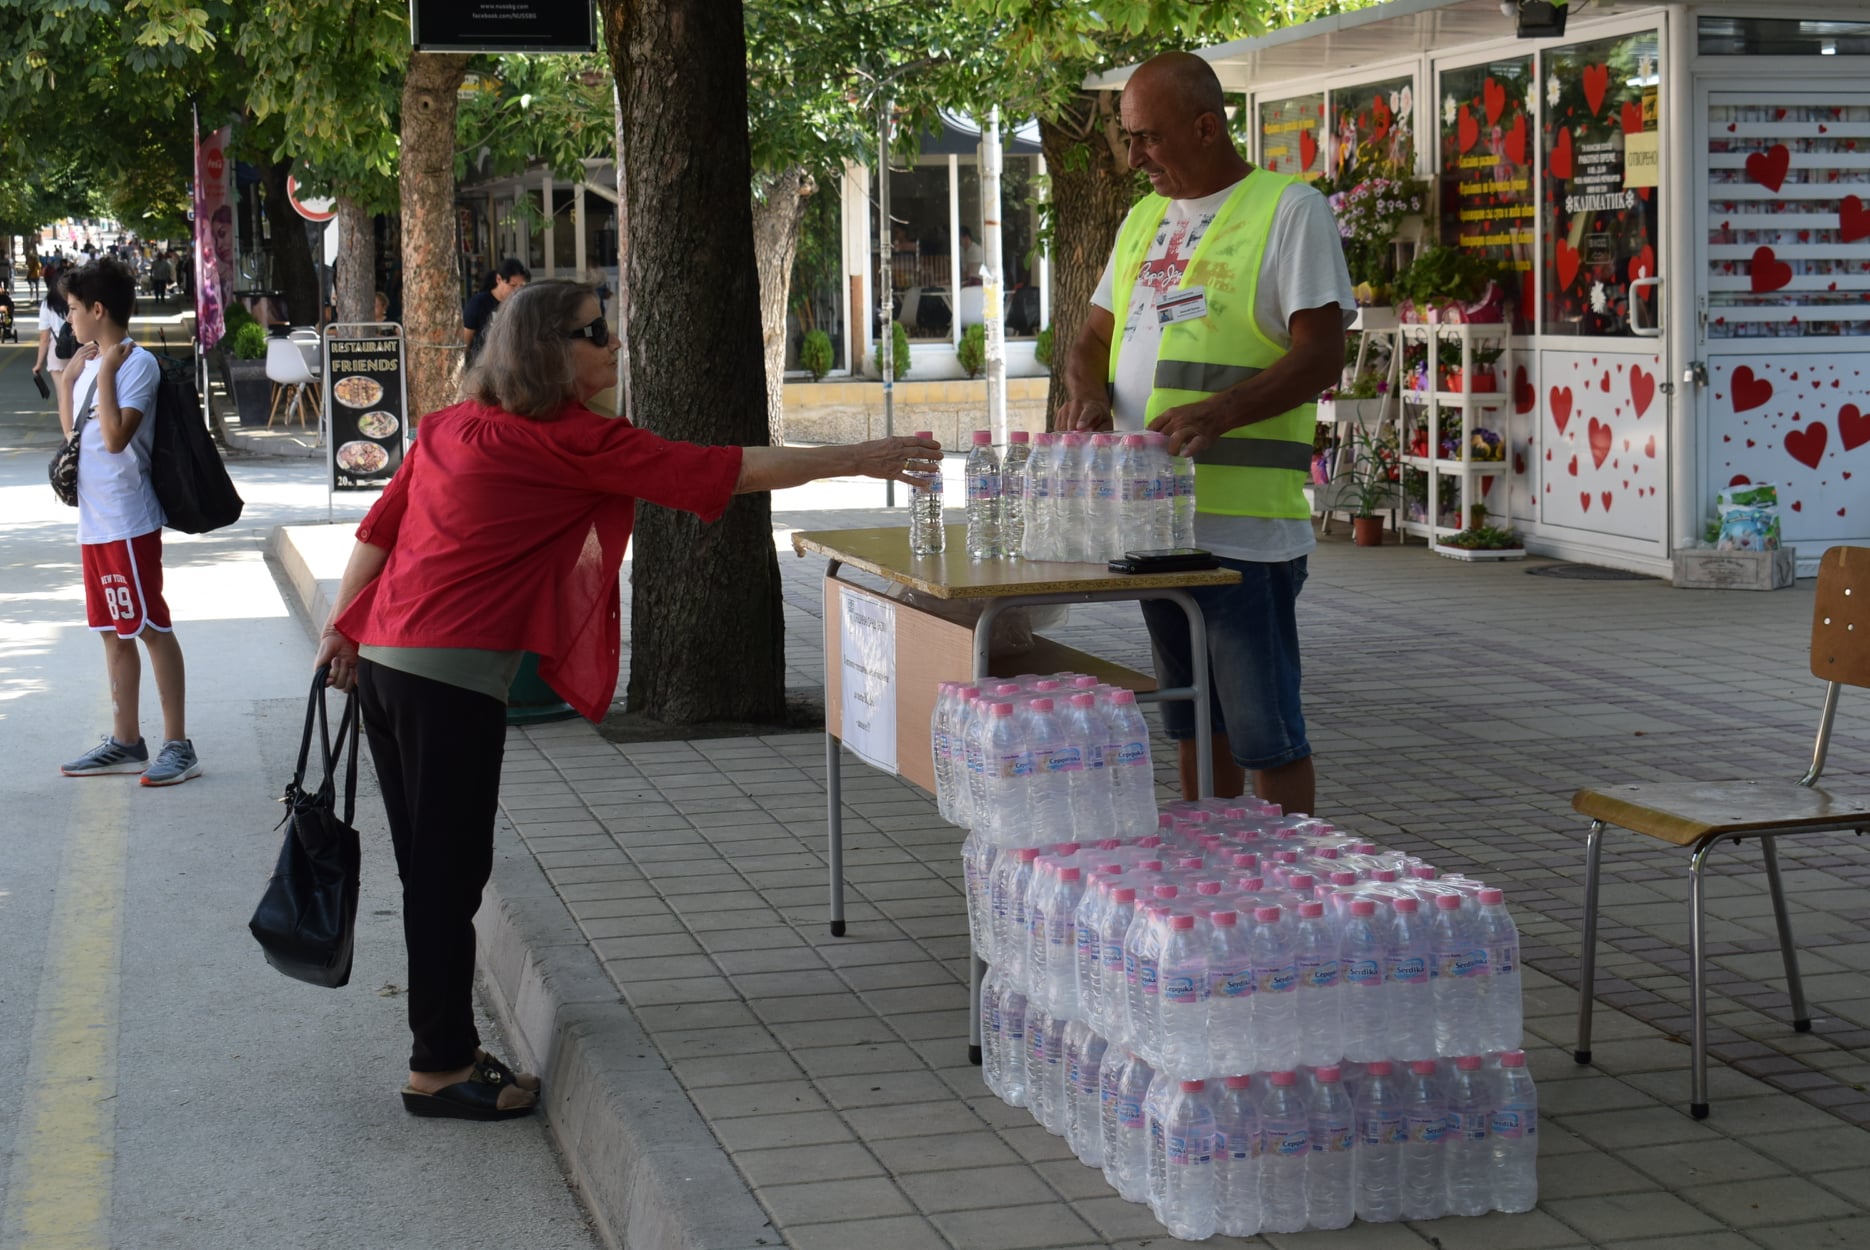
687, 1079, 828, 1120
1598, 1235, 1763, 1250
1751, 1217, 1870, 1250
671, 1051, 806, 1088
1258, 1224, 1439, 1249
1748, 1124, 1870, 1174
1544, 1191, 1724, 1243
1679, 1175, 1862, 1227
751, 993, 878, 1025
843, 1100, 993, 1141
1536, 1147, 1668, 1199
1401, 1209, 1585, 1250
758, 1177, 914, 1226
735, 1142, 886, 1187
928, 1202, 1099, 1250
783, 1215, 950, 1250
997, 1123, 1078, 1164
1621, 1137, 1789, 1187
735, 969, 856, 999
654, 1025, 781, 1059
897, 1163, 1059, 1213
816, 1070, 956, 1109
794, 1043, 926, 1079
710, 1110, 855, 1152
1558, 1106, 1726, 1151
868, 1131, 1022, 1174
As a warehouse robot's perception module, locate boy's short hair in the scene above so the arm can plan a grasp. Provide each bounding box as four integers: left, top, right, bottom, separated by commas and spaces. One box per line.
63, 258, 138, 327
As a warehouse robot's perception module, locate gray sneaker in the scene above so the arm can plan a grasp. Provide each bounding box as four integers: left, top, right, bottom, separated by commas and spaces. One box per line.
141, 739, 202, 787
62, 735, 149, 776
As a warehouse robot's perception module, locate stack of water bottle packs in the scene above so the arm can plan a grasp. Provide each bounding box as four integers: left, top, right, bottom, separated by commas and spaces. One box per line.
911, 428, 1197, 561
930, 674, 1538, 1241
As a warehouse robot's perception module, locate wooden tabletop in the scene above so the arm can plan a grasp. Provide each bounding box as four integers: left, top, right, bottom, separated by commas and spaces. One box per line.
790, 525, 1242, 601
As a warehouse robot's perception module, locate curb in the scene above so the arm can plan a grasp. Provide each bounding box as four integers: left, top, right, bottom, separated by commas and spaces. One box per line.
269, 524, 775, 1250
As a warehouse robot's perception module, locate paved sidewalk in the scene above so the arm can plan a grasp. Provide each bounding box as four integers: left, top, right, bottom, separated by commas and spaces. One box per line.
277, 512, 1870, 1250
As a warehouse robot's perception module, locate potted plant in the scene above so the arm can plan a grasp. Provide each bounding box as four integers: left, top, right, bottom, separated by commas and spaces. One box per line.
220, 306, 274, 426
1332, 424, 1399, 546
1438, 502, 1526, 560
1438, 340, 1504, 392
1321, 340, 1393, 424
1394, 248, 1513, 323
798, 328, 833, 381
872, 319, 911, 380
1322, 138, 1427, 302
956, 323, 986, 379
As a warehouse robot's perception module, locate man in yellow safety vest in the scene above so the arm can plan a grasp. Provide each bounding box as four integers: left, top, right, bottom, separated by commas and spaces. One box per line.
1060, 51, 1353, 816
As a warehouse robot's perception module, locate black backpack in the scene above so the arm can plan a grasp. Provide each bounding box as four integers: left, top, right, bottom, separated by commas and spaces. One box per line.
148, 352, 244, 533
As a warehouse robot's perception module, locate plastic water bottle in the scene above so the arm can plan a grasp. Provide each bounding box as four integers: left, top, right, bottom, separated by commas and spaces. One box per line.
961, 829, 993, 958
1126, 903, 1168, 1066
1098, 887, 1138, 1046
1258, 1071, 1310, 1234
1072, 872, 1106, 1022
908, 430, 945, 555
1169, 446, 1198, 547
964, 430, 1002, 559
960, 691, 989, 832
1355, 1060, 1407, 1224
1022, 432, 1054, 560
1341, 899, 1388, 1062
932, 682, 962, 820
1086, 432, 1120, 561
1158, 913, 1210, 1078
1161, 1080, 1218, 1241
1307, 1066, 1356, 1231
999, 431, 1031, 558
1444, 1055, 1494, 1217
1115, 434, 1152, 561
1000, 987, 1030, 1107
1401, 1059, 1447, 1220
1385, 897, 1434, 1061
984, 703, 1028, 843
1143, 431, 1175, 549
1032, 1009, 1070, 1135
1431, 893, 1488, 1058
1294, 901, 1344, 1067
1023, 697, 1071, 844
1103, 1052, 1154, 1202
1057, 431, 1089, 561
1206, 908, 1254, 1076
1063, 1020, 1108, 1166
1103, 689, 1157, 836
1144, 1069, 1175, 1218
1249, 906, 1299, 1073
981, 971, 1007, 1099
1477, 888, 1524, 1054
1211, 1074, 1262, 1238
1058, 693, 1107, 837
992, 846, 1039, 983
1044, 865, 1085, 1016
1491, 1050, 1539, 1213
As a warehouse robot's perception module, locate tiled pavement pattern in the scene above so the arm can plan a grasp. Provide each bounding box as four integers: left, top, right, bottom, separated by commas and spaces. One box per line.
502, 513, 1870, 1250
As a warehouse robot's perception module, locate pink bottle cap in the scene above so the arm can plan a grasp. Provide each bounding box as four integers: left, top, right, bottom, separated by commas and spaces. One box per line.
1034, 679, 1060, 691
1092, 432, 1118, 447
1009, 430, 1030, 444
1122, 433, 1146, 447
1479, 888, 1505, 905
1298, 902, 1324, 918
1053, 841, 1080, 855
1195, 881, 1222, 896
1316, 847, 1340, 860
1367, 1061, 1394, 1076
1223, 1074, 1251, 1090
1232, 852, 1259, 869
1112, 887, 1136, 904
1315, 1066, 1342, 1082
1411, 1060, 1438, 1075
1069, 692, 1096, 708
972, 430, 992, 444
1178, 856, 1205, 869
991, 703, 1015, 718
1059, 866, 1081, 882
1269, 1071, 1297, 1087
1392, 897, 1418, 914
1435, 894, 1463, 910
1211, 909, 1238, 926
1237, 876, 1265, 892
1137, 860, 1163, 873
1097, 839, 1124, 851
1355, 843, 1378, 855
1254, 905, 1282, 924
1455, 1056, 1482, 1071
1350, 900, 1376, 916
1412, 866, 1439, 880
993, 683, 1021, 696
1373, 870, 1399, 884
1154, 884, 1179, 899
1170, 914, 1194, 930
1033, 431, 1053, 446
1288, 874, 1314, 890
1180, 1079, 1206, 1092
914, 430, 934, 440
1015, 847, 1040, 862
1500, 1050, 1526, 1068
1030, 698, 1054, 712
1074, 676, 1100, 689
1331, 871, 1358, 887
1110, 689, 1137, 705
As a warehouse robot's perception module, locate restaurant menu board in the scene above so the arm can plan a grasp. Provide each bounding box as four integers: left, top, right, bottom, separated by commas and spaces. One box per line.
1541, 31, 1664, 337
1439, 57, 1536, 333
1259, 94, 1325, 180
1331, 75, 1416, 176
324, 326, 407, 491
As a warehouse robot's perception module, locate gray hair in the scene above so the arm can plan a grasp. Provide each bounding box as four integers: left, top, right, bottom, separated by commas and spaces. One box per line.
460, 279, 598, 418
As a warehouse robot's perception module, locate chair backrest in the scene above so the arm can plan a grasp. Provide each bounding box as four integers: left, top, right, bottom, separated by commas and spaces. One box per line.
265, 337, 314, 385
1811, 545, 1870, 689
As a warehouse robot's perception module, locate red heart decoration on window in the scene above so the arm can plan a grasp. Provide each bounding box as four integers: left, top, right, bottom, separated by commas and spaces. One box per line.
1567, 454, 1579, 476
1745, 144, 1790, 192
1555, 238, 1581, 291
1299, 128, 1318, 171
1580, 492, 1592, 512
1750, 246, 1793, 293
1588, 417, 1612, 469
1601, 491, 1614, 512
1841, 195, 1870, 244
1786, 422, 1828, 470
1621, 100, 1644, 135
1840, 403, 1870, 452
1458, 103, 1479, 154
1484, 77, 1506, 126
1631, 245, 1656, 283
1515, 365, 1535, 414
1504, 113, 1527, 166
1630, 366, 1656, 417
1549, 126, 1574, 179
1550, 385, 1574, 435
1582, 64, 1610, 117
1731, 366, 1773, 412
1645, 435, 1657, 459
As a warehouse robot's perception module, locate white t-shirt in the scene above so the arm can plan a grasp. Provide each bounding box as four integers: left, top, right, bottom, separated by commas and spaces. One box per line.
37, 304, 69, 372
74, 343, 166, 545
1092, 177, 1355, 562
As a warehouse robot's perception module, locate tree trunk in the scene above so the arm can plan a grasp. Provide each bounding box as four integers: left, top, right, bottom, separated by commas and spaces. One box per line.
258, 157, 321, 325
1040, 90, 1136, 429
603, 0, 786, 725
400, 53, 471, 422
334, 195, 375, 324
752, 167, 809, 446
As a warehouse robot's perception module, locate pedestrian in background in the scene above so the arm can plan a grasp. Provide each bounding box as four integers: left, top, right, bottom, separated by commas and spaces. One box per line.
313, 280, 939, 1120
34, 268, 72, 384
459, 257, 529, 368
148, 251, 174, 303
24, 252, 40, 298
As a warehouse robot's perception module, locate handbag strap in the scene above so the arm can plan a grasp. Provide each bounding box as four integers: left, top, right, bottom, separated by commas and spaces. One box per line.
70, 374, 98, 439
296, 667, 360, 823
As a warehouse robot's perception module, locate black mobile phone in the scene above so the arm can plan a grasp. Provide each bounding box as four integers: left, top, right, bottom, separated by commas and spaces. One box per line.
1107, 547, 1219, 573
32, 369, 50, 400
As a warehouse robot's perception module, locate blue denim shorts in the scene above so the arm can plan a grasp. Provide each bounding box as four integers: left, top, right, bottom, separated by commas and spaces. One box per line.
1138, 555, 1310, 771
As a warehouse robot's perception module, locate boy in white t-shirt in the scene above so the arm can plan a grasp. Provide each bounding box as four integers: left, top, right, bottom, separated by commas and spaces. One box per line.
55, 258, 201, 786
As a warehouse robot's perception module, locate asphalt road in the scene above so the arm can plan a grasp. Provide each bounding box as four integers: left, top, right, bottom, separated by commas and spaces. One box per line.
0, 330, 601, 1250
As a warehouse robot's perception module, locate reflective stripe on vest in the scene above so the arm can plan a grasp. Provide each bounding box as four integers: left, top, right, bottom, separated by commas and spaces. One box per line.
1107, 170, 1315, 520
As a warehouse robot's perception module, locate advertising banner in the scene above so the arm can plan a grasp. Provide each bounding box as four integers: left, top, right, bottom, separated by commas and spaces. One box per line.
324, 327, 409, 492
838, 586, 898, 774
410, 0, 596, 52
193, 115, 233, 350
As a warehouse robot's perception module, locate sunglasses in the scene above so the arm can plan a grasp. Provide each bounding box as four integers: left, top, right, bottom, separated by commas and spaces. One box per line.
567, 316, 611, 348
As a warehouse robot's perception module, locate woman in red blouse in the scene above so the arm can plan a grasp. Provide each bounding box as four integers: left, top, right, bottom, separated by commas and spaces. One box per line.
314, 280, 939, 1121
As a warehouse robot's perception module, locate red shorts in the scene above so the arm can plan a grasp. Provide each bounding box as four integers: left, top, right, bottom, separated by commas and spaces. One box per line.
82, 531, 172, 638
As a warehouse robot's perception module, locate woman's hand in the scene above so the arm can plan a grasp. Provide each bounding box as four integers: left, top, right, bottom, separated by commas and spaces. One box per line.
315, 628, 360, 693
852, 434, 944, 486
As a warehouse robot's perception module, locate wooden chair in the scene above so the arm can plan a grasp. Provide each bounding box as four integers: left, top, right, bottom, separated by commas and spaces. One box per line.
1572, 544, 1870, 1118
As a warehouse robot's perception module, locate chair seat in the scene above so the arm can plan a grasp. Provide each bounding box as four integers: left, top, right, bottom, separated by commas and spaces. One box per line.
1573, 780, 1870, 846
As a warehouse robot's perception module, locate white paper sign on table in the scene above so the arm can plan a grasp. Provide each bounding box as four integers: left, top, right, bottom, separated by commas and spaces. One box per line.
839, 586, 897, 774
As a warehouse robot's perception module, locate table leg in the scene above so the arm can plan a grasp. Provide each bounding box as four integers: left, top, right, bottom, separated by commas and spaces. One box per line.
965, 600, 1007, 1063
826, 730, 845, 938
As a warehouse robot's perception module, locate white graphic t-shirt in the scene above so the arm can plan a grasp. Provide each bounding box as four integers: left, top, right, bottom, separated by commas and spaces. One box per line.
74, 343, 166, 544
1092, 177, 1354, 562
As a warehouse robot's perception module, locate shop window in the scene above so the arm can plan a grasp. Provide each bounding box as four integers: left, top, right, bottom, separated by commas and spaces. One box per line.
1540, 30, 1663, 337
1438, 57, 1535, 333
886, 162, 954, 340
1259, 93, 1326, 180
1001, 155, 1042, 339
1330, 75, 1417, 176
787, 188, 846, 373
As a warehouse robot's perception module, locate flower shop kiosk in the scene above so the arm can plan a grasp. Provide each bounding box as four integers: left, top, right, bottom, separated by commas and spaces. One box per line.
1092, 0, 1870, 575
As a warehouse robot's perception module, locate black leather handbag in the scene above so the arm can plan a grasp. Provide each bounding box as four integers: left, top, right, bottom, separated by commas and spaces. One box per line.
250, 668, 363, 988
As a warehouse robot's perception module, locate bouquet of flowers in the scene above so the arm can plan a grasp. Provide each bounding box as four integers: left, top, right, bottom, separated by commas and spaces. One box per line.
1325, 152, 1427, 294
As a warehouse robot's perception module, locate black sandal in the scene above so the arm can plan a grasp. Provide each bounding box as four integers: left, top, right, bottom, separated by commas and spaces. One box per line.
401, 1064, 537, 1121
476, 1050, 541, 1094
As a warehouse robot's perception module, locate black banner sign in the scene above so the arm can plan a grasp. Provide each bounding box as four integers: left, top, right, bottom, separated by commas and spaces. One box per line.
410, 0, 596, 53
324, 329, 409, 492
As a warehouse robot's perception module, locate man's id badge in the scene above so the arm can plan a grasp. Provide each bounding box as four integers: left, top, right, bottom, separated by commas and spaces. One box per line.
1155, 286, 1207, 325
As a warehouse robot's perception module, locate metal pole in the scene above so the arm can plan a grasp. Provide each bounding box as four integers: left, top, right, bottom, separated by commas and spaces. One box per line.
981, 108, 1007, 449
878, 99, 896, 507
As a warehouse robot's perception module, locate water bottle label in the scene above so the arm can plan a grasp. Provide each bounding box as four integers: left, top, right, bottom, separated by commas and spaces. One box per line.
1449, 1110, 1489, 1143
1048, 920, 1073, 951
1161, 973, 1201, 1005
1405, 1113, 1446, 1145
1077, 927, 1098, 959
1311, 1124, 1353, 1154
1345, 956, 1382, 988
1177, 473, 1195, 499
1104, 941, 1127, 972
1490, 1108, 1534, 1140
919, 475, 943, 495
1387, 955, 1429, 986
1092, 477, 1115, 501
1123, 950, 1140, 985
1300, 955, 1342, 990
1030, 479, 1049, 500
1256, 962, 1298, 995
1271, 1129, 1309, 1158
1221, 1129, 1260, 1160
1209, 966, 1254, 999
1047, 745, 1083, 774
1112, 741, 1148, 766
1139, 962, 1159, 996
1083, 742, 1105, 770
1361, 1114, 1406, 1147
967, 472, 1001, 501
1494, 944, 1517, 975
1118, 1098, 1144, 1129
1439, 948, 1489, 980
1030, 1028, 1047, 1061
998, 750, 1033, 780
1165, 1132, 1212, 1166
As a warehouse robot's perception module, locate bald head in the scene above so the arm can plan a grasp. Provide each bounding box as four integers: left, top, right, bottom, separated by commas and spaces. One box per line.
1120, 51, 1248, 200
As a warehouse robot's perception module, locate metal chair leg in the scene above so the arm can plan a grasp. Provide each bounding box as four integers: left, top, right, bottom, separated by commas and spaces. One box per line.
969, 952, 985, 1066
826, 731, 845, 938
1575, 820, 1606, 1065
1759, 836, 1812, 1031
1689, 839, 1716, 1119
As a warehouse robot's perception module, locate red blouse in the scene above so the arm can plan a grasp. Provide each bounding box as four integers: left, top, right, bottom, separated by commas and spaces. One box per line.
334, 399, 743, 720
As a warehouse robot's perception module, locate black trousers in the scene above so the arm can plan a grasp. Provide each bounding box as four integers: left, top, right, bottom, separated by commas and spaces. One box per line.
357, 659, 507, 1072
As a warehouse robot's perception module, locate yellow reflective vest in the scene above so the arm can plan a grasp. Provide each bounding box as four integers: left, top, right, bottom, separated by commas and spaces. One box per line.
1106, 169, 1316, 519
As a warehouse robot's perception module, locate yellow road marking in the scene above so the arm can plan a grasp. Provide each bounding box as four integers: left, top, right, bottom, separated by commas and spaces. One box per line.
0, 766, 128, 1250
